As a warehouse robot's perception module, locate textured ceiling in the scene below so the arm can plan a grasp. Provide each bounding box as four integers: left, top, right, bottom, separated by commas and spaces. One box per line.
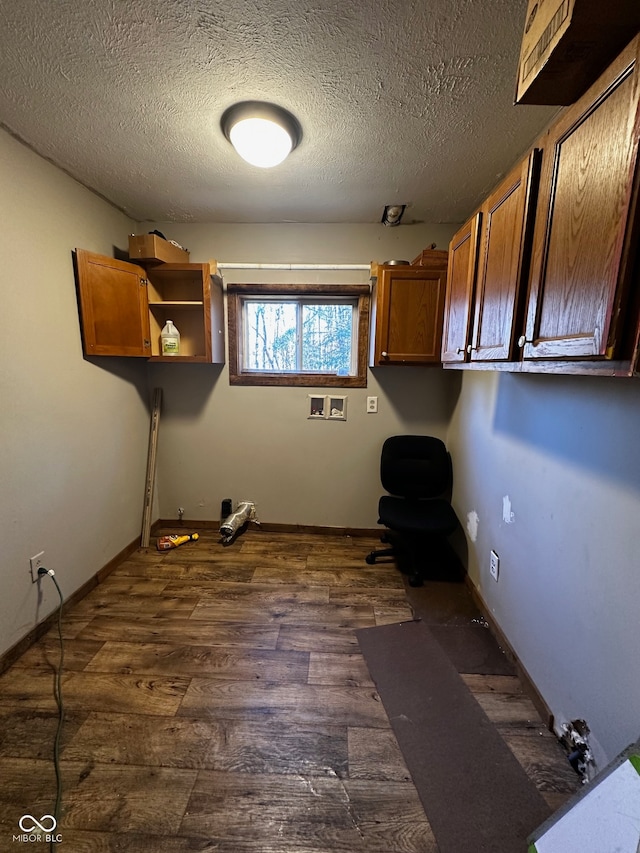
0, 0, 556, 225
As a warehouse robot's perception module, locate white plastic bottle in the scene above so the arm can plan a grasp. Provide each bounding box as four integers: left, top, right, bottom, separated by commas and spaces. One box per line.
161, 319, 180, 356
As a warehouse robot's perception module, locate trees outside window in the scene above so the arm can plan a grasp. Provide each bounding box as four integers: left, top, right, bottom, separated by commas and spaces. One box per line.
227, 284, 370, 387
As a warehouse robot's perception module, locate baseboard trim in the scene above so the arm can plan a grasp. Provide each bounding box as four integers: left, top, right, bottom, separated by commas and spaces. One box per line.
0, 525, 158, 676
157, 519, 381, 538
465, 576, 554, 732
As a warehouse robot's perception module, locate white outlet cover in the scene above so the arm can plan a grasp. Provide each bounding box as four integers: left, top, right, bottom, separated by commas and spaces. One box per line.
490, 550, 499, 581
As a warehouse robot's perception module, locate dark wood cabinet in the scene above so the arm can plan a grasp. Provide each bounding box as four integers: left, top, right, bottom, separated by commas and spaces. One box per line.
75, 251, 151, 357
443, 34, 640, 376
442, 152, 539, 365
370, 255, 448, 366
470, 151, 540, 362
521, 35, 640, 368
441, 214, 481, 363
75, 249, 225, 363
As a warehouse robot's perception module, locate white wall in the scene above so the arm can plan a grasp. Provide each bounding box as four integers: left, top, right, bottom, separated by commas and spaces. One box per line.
0, 129, 150, 657
447, 370, 640, 767
146, 222, 460, 528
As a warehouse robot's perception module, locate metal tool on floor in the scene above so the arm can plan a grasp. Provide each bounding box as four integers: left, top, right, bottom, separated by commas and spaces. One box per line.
219, 500, 259, 544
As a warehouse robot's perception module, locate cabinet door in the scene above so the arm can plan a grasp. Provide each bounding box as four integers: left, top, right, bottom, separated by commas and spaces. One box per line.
372, 262, 447, 364
75, 250, 150, 357
523, 36, 640, 361
470, 151, 540, 362
441, 213, 481, 362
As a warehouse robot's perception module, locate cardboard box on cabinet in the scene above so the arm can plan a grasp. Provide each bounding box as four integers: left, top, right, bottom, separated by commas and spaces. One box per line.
128, 233, 190, 264
515, 0, 640, 105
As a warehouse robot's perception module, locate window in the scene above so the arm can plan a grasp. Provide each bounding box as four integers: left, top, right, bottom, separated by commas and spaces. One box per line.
227, 284, 370, 386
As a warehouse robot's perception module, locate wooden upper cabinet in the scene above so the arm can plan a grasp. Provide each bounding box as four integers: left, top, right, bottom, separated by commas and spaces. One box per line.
370, 256, 448, 365
470, 150, 541, 362
74, 249, 225, 363
75, 250, 150, 357
441, 214, 481, 362
442, 153, 540, 366
145, 263, 224, 363
522, 35, 640, 362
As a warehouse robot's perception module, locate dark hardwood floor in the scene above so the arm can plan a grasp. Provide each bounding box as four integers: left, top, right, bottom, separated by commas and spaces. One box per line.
0, 529, 578, 851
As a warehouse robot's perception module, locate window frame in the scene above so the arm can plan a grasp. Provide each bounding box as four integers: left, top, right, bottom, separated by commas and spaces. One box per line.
227, 283, 370, 387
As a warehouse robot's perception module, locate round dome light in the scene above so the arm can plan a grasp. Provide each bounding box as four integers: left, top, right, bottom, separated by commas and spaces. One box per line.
221, 102, 302, 169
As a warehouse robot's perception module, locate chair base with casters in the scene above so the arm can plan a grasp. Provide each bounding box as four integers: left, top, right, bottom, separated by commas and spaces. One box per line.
365, 435, 460, 587
366, 505, 459, 586
365, 532, 394, 564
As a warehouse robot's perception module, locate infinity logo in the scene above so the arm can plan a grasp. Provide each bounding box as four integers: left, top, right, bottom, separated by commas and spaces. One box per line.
19, 815, 57, 833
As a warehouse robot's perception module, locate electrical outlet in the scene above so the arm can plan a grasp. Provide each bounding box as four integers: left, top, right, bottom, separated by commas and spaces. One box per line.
30, 551, 45, 583
490, 550, 499, 582
366, 396, 378, 413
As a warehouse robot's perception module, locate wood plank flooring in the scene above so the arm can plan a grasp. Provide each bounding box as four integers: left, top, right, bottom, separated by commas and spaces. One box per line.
0, 529, 578, 851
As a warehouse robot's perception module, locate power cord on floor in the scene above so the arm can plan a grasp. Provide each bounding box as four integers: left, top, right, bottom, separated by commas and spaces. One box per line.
38, 567, 65, 851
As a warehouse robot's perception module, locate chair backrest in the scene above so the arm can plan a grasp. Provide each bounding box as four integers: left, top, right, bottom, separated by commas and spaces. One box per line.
380, 435, 452, 499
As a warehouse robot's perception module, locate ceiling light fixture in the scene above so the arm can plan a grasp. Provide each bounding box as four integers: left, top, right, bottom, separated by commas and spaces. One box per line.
381, 204, 407, 226
221, 101, 302, 168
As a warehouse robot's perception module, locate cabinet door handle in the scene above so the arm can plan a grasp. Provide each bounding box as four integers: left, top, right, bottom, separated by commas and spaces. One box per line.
456, 347, 465, 354
466, 344, 477, 353
381, 351, 389, 358
517, 335, 531, 348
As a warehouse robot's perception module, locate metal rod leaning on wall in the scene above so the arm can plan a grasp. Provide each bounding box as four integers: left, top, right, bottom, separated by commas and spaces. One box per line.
141, 388, 162, 548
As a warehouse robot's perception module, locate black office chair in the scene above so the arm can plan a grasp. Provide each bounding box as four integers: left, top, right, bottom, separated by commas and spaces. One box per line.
365, 435, 460, 586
